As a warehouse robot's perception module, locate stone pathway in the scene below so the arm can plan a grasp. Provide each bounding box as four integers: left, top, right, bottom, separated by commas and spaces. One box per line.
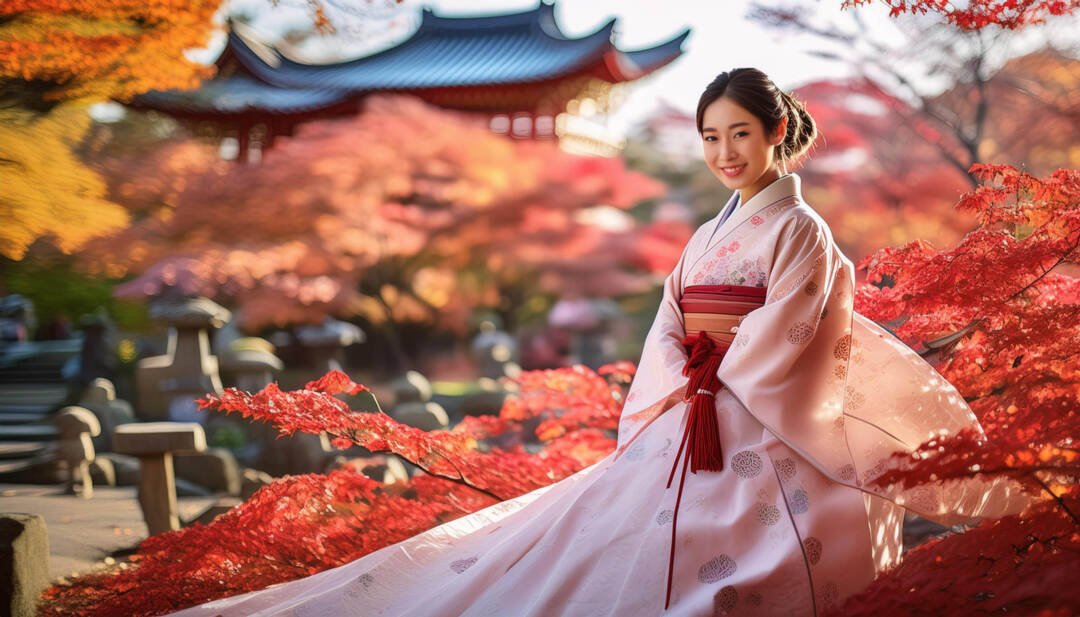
1, 483, 215, 581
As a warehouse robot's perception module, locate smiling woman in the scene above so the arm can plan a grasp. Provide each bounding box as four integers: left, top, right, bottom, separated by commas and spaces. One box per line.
164, 68, 1029, 617
697, 68, 817, 204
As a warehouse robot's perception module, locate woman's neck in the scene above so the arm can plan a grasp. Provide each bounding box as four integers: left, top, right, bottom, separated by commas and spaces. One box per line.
737, 166, 783, 206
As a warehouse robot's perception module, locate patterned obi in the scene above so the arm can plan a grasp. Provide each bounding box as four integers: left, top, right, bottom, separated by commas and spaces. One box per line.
680, 284, 767, 348
663, 284, 767, 609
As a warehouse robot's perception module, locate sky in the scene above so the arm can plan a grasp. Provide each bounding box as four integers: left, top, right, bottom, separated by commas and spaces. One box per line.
188, 0, 1077, 138
425, 0, 859, 127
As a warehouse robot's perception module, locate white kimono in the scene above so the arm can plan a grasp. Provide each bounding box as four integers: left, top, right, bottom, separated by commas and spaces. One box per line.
168, 173, 1028, 617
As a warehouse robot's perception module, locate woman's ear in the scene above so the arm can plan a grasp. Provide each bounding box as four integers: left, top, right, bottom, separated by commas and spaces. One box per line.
772, 117, 788, 146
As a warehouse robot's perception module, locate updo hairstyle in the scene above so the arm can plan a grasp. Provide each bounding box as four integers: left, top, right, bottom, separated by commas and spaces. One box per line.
695, 68, 818, 167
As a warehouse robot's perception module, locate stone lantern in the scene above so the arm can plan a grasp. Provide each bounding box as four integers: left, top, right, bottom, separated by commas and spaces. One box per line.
294, 317, 364, 376
134, 297, 231, 422
219, 337, 283, 392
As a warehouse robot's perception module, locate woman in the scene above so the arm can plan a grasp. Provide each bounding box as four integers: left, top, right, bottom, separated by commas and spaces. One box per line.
171, 68, 1027, 617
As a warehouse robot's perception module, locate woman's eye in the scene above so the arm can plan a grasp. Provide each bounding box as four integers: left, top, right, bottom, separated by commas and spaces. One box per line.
703, 135, 716, 142
734, 131, 749, 138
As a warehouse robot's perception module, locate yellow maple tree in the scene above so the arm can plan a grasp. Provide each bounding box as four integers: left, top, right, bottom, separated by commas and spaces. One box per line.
0, 105, 130, 260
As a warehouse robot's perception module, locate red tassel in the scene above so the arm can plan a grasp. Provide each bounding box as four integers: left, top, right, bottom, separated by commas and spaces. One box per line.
665, 332, 727, 608
686, 377, 724, 472
679, 332, 725, 473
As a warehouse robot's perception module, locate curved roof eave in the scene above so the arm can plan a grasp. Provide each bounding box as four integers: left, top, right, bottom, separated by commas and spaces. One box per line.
130, 75, 351, 116
623, 28, 691, 73
227, 17, 622, 90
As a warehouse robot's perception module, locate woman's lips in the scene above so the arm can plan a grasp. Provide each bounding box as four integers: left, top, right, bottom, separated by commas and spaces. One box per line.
720, 164, 747, 178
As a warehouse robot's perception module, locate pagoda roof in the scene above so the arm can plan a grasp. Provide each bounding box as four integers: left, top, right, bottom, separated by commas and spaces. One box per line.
134, 74, 350, 117
131, 1, 689, 117
225, 2, 688, 89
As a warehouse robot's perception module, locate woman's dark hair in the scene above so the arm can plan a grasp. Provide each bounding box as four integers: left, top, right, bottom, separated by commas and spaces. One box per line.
696, 68, 817, 166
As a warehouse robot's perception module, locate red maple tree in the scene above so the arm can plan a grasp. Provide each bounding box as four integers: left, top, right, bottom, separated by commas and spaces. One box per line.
844, 0, 1080, 30
38, 363, 630, 616
834, 165, 1080, 615
792, 48, 1080, 265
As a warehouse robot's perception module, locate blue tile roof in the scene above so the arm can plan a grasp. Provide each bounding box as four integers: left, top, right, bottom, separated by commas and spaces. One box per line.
134, 1, 689, 116
229, 3, 624, 90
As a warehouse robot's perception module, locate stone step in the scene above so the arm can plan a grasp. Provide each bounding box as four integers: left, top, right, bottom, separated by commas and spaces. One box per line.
0, 441, 48, 460
0, 403, 57, 416
0, 425, 58, 442
0, 454, 61, 481
0, 459, 32, 475
0, 413, 49, 425
0, 384, 69, 416
0, 384, 70, 401
0, 373, 67, 385
4, 356, 69, 367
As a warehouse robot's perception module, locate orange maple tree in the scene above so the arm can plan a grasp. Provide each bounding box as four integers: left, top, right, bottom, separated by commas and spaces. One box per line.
0, 0, 218, 103
0, 0, 220, 260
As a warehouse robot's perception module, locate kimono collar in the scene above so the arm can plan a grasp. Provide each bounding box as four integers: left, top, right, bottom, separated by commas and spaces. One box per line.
710, 172, 803, 242
740, 172, 801, 213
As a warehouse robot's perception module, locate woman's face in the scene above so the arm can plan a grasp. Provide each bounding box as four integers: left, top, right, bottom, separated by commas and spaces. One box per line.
700, 96, 787, 203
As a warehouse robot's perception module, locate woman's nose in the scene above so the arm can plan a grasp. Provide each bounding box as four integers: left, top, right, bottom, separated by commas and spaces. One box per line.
716, 140, 736, 160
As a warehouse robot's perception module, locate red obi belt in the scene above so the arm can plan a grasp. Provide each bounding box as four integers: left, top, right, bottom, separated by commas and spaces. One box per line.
664, 284, 766, 609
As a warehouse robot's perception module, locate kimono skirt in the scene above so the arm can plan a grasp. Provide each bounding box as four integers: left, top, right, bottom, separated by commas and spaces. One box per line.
170, 286, 897, 617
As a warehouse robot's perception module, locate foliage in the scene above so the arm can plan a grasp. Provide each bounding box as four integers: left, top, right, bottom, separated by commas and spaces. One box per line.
793, 49, 1080, 262
39, 469, 498, 617
836, 166, 1080, 614
196, 366, 626, 500
0, 1, 219, 103
0, 247, 148, 332
39, 363, 629, 616
844, 0, 1080, 30
793, 78, 979, 261
0, 0, 220, 261
85, 95, 680, 332
834, 496, 1080, 615
0, 105, 130, 260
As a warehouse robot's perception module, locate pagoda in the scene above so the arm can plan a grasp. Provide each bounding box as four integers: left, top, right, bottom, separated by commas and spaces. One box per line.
130, 1, 689, 160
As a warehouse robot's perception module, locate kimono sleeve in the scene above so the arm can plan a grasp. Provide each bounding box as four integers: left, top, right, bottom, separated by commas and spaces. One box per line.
614, 227, 698, 450
718, 214, 1034, 524
717, 214, 849, 474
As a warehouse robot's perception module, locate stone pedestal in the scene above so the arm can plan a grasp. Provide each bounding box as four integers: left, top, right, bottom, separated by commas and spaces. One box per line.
351, 455, 409, 485
0, 513, 49, 617
54, 407, 101, 498
389, 371, 449, 431
391, 370, 433, 406
218, 339, 284, 467
113, 422, 207, 535
470, 319, 519, 379
174, 448, 241, 496
459, 377, 507, 417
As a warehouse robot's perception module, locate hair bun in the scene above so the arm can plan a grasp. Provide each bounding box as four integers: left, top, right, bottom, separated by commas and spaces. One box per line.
779, 90, 817, 163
